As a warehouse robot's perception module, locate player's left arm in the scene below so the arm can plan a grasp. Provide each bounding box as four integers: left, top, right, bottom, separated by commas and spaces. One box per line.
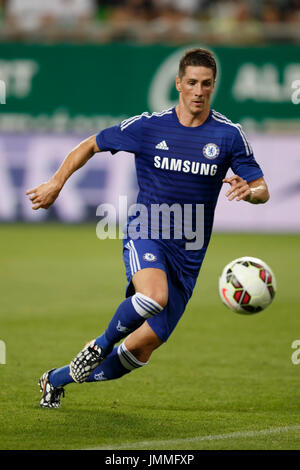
227, 126, 269, 204
223, 175, 270, 204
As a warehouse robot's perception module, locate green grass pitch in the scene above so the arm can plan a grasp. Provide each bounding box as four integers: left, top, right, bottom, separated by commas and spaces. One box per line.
1, 223, 300, 450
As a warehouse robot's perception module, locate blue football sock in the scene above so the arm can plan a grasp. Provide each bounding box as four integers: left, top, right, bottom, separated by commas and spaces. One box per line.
95, 333, 112, 356
86, 342, 147, 382
49, 341, 148, 387
95, 293, 163, 356
49, 365, 74, 388
48, 294, 161, 388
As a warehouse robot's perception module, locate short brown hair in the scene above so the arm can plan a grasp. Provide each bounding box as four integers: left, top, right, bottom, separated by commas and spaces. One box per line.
178, 48, 217, 80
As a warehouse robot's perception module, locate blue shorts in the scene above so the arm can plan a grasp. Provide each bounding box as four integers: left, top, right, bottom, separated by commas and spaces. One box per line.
122, 237, 197, 342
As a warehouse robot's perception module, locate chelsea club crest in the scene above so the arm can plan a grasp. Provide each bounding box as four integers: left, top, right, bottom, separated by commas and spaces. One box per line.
143, 253, 157, 262
203, 143, 220, 160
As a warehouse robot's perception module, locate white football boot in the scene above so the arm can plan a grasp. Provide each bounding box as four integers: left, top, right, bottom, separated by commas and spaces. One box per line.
69, 339, 104, 383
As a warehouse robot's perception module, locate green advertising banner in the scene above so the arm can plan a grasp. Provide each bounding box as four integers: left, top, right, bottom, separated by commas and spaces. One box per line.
0, 43, 299, 133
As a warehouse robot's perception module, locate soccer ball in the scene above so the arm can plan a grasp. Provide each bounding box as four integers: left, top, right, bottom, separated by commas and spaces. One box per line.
219, 256, 276, 314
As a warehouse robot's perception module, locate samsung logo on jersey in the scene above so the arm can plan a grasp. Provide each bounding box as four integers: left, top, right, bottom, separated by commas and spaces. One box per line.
153, 156, 218, 176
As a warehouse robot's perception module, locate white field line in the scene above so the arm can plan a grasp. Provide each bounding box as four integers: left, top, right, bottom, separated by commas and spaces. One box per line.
85, 425, 300, 450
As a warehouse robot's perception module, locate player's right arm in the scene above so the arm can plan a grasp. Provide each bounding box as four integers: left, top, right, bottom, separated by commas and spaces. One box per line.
26, 113, 143, 211
26, 135, 100, 210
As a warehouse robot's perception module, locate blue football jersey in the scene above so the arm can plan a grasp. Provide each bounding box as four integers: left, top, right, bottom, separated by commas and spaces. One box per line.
96, 107, 263, 277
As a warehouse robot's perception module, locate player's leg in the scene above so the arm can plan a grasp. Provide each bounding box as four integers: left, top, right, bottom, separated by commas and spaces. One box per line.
132, 267, 169, 309
48, 267, 167, 386
39, 240, 194, 408
82, 268, 167, 384
92, 238, 169, 354
66, 266, 168, 384
85, 272, 192, 385
94, 267, 168, 357
86, 321, 163, 383
39, 260, 169, 407
123, 311, 164, 362
39, 281, 189, 408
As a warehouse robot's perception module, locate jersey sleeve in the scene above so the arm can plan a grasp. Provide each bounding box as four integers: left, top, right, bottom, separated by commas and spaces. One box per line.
230, 126, 263, 182
96, 113, 145, 155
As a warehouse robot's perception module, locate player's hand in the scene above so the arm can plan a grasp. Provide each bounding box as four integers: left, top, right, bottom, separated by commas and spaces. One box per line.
26, 179, 62, 210
222, 175, 251, 202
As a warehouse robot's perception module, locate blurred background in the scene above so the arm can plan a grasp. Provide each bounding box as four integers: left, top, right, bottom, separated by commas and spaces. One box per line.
0, 0, 299, 230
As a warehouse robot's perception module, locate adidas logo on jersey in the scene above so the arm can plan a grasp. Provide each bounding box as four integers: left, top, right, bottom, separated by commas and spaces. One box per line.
155, 140, 169, 150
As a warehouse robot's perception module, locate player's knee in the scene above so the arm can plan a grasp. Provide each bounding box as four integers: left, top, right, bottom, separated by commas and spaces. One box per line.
132, 292, 167, 321
124, 340, 162, 363
151, 291, 168, 308
125, 319, 163, 362
135, 290, 168, 309
118, 340, 151, 369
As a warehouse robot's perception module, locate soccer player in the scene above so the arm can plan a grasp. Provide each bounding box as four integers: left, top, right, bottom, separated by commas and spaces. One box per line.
26, 48, 269, 408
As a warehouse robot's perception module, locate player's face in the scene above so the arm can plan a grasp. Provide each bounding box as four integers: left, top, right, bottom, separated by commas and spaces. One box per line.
176, 66, 215, 115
